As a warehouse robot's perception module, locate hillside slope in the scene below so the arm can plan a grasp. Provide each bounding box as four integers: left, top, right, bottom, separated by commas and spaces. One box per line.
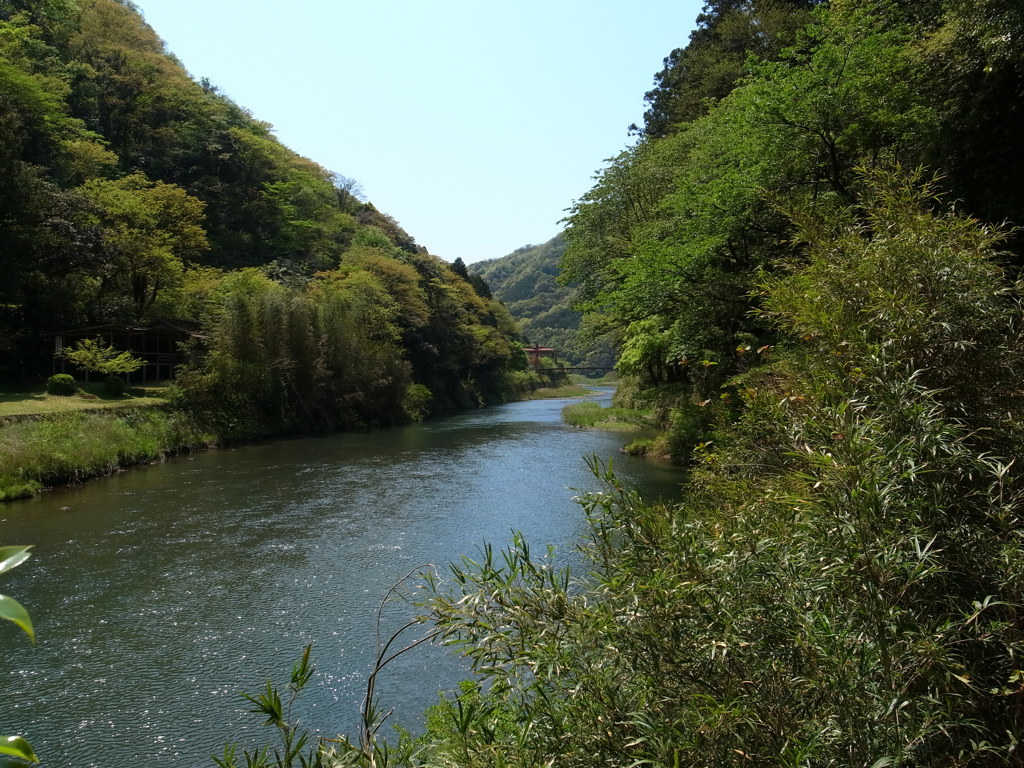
0, 0, 527, 417
471, 233, 616, 370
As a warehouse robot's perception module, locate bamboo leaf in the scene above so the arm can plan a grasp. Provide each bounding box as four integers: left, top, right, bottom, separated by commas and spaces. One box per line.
0, 735, 39, 763
0, 546, 31, 576
0, 595, 34, 642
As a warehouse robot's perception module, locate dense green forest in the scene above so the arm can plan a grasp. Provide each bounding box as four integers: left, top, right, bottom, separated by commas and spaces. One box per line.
0, 0, 529, 432
470, 234, 617, 371
559, 0, 1024, 463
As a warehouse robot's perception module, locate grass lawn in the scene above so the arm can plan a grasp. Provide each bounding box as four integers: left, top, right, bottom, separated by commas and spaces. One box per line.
0, 381, 172, 418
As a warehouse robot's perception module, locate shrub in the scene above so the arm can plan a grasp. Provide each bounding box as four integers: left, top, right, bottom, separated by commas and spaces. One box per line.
401, 383, 433, 421
622, 437, 656, 455
45, 374, 76, 395
103, 375, 127, 397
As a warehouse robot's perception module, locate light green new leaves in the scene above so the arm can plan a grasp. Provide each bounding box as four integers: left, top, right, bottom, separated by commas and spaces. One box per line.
0, 545, 34, 643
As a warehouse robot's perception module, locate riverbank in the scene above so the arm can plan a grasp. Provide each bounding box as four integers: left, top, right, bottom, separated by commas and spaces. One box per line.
0, 406, 215, 501
0, 381, 171, 420
0, 380, 605, 502
525, 383, 601, 399
559, 398, 676, 458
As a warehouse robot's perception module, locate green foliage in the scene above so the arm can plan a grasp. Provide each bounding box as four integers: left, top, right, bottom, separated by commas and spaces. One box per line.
1, 544, 39, 766
640, 0, 817, 137
103, 374, 126, 397
0, 0, 525, 417
173, 251, 525, 433
0, 735, 39, 767
45, 372, 75, 395
560, 0, 972, 462
214, 645, 321, 768
0, 408, 213, 500
472, 234, 615, 370
918, 0, 1024, 251
407, 167, 1024, 768
81, 173, 208, 320
62, 337, 144, 377
401, 383, 432, 422
0, 545, 34, 643
561, 400, 651, 431
179, 267, 411, 432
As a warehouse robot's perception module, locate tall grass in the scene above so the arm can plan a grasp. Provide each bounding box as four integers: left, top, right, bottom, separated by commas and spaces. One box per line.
0, 409, 214, 500
561, 400, 651, 430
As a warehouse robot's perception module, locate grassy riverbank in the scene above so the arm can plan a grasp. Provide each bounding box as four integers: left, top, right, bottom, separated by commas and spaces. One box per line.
0, 406, 215, 501
561, 399, 676, 458
0, 376, 590, 502
561, 399, 650, 429
0, 382, 215, 501
526, 383, 602, 399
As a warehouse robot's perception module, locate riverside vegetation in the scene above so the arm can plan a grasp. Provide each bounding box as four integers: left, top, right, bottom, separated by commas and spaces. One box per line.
221, 166, 1024, 768
5, 0, 1024, 766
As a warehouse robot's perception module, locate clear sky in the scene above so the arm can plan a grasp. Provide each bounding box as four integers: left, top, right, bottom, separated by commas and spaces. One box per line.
130, 0, 703, 263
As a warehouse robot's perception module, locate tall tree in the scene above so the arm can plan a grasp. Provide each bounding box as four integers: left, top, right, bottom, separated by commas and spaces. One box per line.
82, 172, 207, 320
640, 0, 819, 137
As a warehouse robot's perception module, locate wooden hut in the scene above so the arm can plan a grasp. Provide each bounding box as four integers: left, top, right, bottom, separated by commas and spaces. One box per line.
52, 317, 202, 382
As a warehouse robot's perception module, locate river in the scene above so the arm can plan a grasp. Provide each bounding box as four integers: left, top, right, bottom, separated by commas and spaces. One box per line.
0, 390, 680, 767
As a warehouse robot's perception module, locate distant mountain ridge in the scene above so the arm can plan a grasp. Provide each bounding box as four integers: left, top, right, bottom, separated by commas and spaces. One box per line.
471, 234, 616, 370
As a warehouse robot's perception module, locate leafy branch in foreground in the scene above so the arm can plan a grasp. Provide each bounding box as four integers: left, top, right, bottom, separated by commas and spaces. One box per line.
1, 546, 39, 767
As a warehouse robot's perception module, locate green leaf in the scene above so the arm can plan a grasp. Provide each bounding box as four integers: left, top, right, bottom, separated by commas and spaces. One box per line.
0, 595, 35, 642
0, 735, 39, 763
0, 546, 31, 576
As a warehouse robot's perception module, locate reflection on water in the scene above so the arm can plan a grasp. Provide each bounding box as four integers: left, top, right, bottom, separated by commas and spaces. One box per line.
0, 390, 681, 766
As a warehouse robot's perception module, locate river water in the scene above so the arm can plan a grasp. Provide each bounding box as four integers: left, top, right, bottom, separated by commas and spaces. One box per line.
0, 390, 680, 767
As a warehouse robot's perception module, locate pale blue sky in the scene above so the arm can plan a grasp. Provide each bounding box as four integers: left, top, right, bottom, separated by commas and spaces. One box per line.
131, 0, 703, 263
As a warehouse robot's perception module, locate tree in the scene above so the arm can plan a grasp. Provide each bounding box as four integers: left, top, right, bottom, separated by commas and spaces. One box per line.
639, 0, 818, 137
449, 257, 470, 280
563, 0, 941, 460
61, 336, 144, 380
82, 173, 208, 321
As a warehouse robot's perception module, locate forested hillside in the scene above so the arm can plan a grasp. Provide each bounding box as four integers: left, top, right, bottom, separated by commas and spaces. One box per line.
561, 0, 1024, 460
470, 233, 616, 370
0, 0, 528, 427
